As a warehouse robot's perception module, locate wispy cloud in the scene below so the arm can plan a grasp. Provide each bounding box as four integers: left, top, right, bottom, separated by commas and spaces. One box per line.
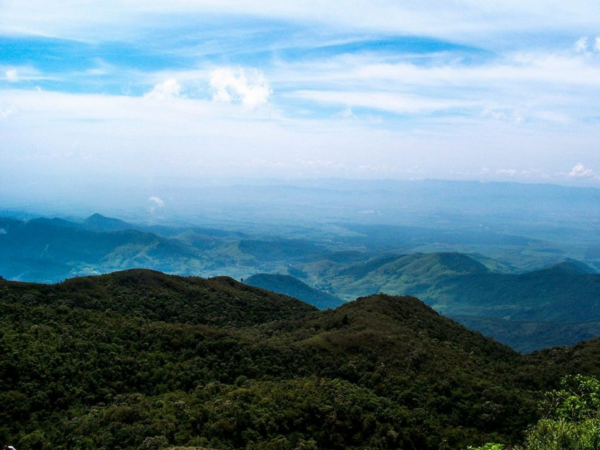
2, 1, 599, 46
0, 106, 15, 119
1, 1, 600, 185
574, 36, 600, 55
289, 90, 474, 115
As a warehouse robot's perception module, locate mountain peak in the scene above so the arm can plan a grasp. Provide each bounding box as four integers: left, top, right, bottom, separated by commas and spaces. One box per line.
83, 213, 133, 232
548, 259, 596, 275
432, 252, 490, 274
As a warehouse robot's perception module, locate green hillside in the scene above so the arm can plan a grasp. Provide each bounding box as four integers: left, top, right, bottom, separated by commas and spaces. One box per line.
453, 315, 600, 353
299, 253, 600, 342
1, 269, 315, 327
0, 269, 569, 449
0, 217, 201, 282
428, 262, 600, 322
4, 211, 600, 353
304, 252, 491, 301
245, 273, 345, 309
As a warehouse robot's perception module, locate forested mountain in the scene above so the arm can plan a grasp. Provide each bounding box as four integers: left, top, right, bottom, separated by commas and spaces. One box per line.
0, 216, 200, 282
3, 212, 600, 353
0, 215, 326, 283
1, 269, 315, 327
245, 273, 345, 309
302, 253, 600, 321
291, 253, 600, 351
1, 269, 600, 449
452, 315, 600, 354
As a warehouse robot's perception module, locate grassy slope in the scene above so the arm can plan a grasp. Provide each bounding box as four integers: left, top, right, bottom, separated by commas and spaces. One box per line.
310, 253, 600, 322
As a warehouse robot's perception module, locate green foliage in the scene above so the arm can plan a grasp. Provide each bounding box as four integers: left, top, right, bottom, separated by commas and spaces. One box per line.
467, 444, 506, 450
0, 270, 596, 449
543, 375, 600, 422
473, 375, 600, 450
517, 375, 600, 450
522, 418, 600, 450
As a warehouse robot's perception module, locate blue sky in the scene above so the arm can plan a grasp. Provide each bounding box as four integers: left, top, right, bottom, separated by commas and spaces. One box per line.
1, 0, 600, 191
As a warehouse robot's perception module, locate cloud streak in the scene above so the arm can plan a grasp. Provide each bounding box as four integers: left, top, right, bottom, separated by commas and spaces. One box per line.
2, 0, 600, 46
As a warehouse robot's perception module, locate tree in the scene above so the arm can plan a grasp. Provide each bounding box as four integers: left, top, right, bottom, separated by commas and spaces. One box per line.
522, 375, 600, 450
470, 375, 600, 450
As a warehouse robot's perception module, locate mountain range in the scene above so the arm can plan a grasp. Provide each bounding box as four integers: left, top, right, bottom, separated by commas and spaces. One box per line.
3, 268, 600, 449
2, 212, 600, 352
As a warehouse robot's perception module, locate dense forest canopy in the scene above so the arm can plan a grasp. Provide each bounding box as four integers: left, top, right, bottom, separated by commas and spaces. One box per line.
2, 270, 600, 449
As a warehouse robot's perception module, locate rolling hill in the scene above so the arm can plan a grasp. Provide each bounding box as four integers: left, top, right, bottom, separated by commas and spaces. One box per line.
0, 215, 333, 283
317, 253, 599, 323
295, 252, 600, 350
3, 212, 600, 354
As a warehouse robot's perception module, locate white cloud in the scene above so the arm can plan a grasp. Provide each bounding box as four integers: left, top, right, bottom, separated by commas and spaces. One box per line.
496, 169, 517, 176
148, 196, 165, 213
2, 86, 600, 185
337, 107, 357, 119
569, 163, 596, 179
210, 68, 271, 109
575, 37, 589, 53
5, 69, 18, 82
282, 52, 600, 91
145, 78, 181, 100
574, 36, 600, 54
148, 196, 165, 207
1, 66, 46, 83
270, 50, 600, 127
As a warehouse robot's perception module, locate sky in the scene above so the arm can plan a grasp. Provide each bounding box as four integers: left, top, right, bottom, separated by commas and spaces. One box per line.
1, 0, 600, 195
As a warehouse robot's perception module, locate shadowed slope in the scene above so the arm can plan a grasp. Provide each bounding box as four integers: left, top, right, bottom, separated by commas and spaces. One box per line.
245, 273, 345, 310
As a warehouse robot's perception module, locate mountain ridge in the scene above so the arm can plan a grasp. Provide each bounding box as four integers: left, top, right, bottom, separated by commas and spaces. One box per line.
2, 267, 595, 449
